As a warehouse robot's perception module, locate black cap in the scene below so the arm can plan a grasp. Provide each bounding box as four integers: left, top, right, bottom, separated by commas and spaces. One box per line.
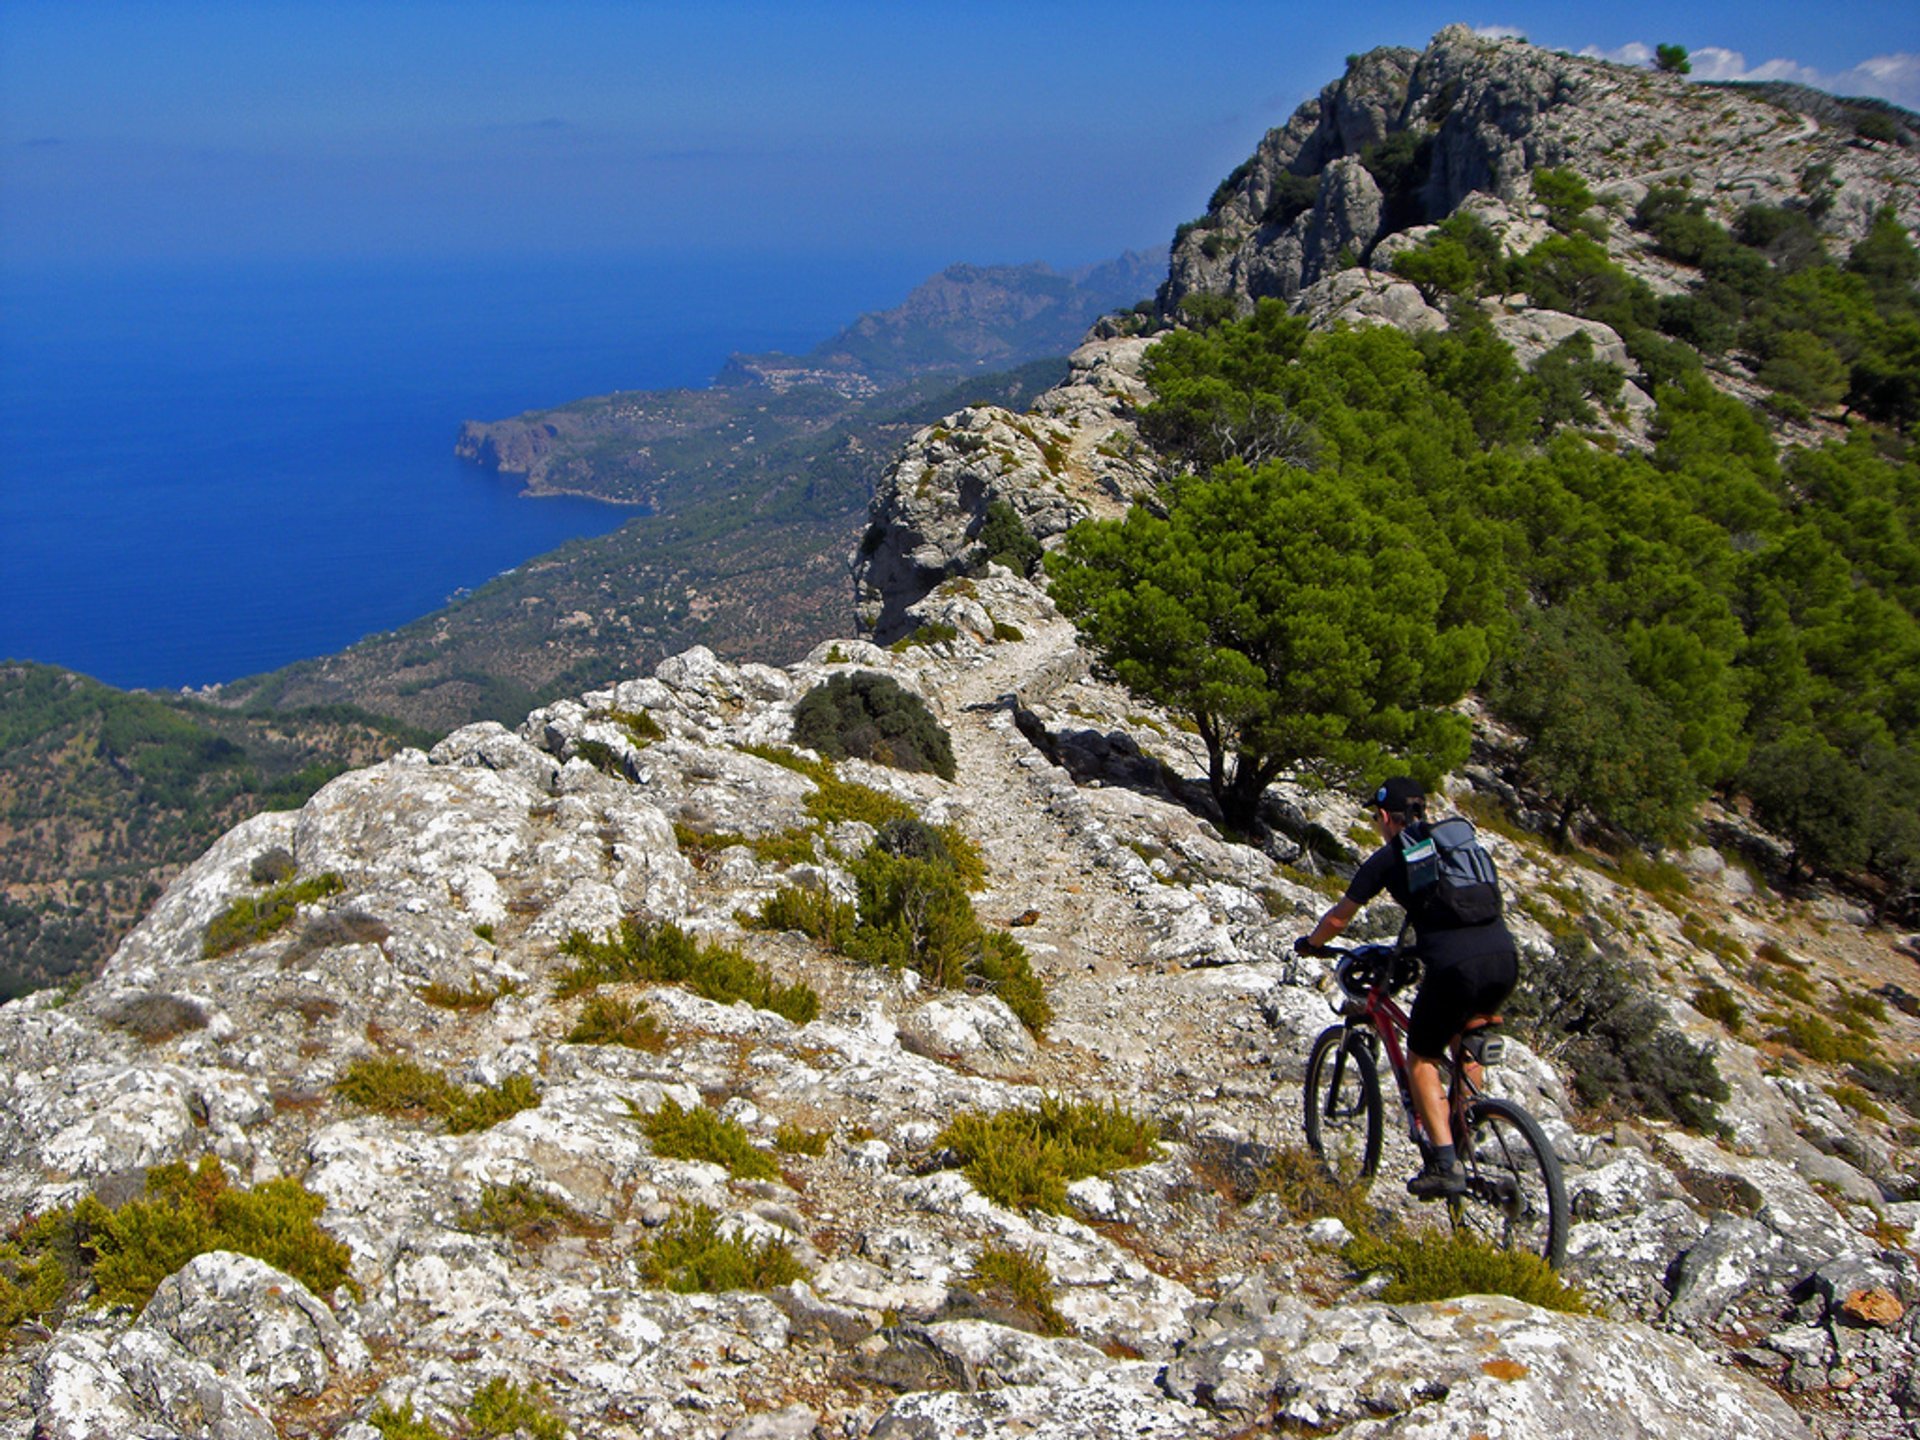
1371, 776, 1426, 815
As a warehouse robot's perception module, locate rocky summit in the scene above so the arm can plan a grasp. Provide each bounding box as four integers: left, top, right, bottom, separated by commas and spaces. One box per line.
6, 25, 1920, 1440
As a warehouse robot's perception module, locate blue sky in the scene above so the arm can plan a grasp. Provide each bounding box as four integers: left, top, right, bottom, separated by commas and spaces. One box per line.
3, 1, 1916, 270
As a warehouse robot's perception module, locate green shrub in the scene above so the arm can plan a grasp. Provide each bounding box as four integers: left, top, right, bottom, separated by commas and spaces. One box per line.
1507, 935, 1729, 1132
976, 500, 1043, 577
333, 1056, 539, 1134
937, 1096, 1159, 1213
466, 1377, 566, 1440
100, 991, 209, 1043
333, 1055, 455, 1117
555, 916, 818, 1024
204, 872, 345, 957
456, 1181, 608, 1244
792, 672, 955, 779
631, 1096, 778, 1179
249, 847, 297, 885
418, 978, 518, 1011
1259, 1144, 1373, 1231
0, 1232, 68, 1334
564, 994, 665, 1050
992, 621, 1025, 643
641, 1204, 806, 1293
674, 821, 817, 869
1690, 984, 1745, 1034
281, 908, 390, 966
1341, 1228, 1591, 1313
573, 737, 628, 779
774, 1122, 831, 1156
748, 884, 858, 947
50, 1156, 354, 1313
1749, 958, 1818, 1004
1680, 916, 1748, 963
443, 1074, 540, 1135
888, 623, 962, 655
969, 1243, 1068, 1334
1829, 1083, 1891, 1124
369, 1401, 448, 1440
846, 845, 1050, 1032
1769, 1012, 1876, 1067
608, 707, 664, 746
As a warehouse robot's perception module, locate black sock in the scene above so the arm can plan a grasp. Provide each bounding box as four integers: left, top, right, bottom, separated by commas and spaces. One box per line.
1433, 1144, 1458, 1169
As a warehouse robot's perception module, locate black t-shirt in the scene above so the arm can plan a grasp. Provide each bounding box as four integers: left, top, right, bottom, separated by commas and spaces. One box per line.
1344, 833, 1512, 967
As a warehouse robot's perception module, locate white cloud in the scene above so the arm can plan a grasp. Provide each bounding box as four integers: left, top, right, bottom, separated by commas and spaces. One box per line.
1472, 24, 1528, 41
1667, 46, 1920, 109
1578, 41, 1654, 67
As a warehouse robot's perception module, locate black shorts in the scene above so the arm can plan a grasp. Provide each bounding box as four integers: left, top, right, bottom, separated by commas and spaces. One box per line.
1406, 941, 1518, 1060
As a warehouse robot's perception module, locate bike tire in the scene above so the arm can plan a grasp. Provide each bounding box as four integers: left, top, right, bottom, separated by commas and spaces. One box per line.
1452, 1095, 1569, 1268
1303, 1025, 1383, 1189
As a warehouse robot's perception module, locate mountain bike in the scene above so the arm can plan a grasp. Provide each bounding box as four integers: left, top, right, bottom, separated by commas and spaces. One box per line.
1298, 940, 1568, 1267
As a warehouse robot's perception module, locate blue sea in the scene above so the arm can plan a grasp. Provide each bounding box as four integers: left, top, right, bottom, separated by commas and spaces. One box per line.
0, 250, 938, 692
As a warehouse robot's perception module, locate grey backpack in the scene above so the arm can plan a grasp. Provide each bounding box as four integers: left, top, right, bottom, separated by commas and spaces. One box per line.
1399, 816, 1502, 925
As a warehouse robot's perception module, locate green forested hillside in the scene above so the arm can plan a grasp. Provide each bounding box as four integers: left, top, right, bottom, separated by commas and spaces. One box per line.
0, 664, 430, 996
1053, 182, 1919, 914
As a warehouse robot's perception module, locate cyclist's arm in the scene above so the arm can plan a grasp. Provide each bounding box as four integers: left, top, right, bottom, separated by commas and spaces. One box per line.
1300, 843, 1395, 949
1302, 896, 1359, 949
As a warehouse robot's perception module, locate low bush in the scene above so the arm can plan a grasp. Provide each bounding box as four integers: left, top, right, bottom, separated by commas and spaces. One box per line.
281, 909, 390, 967
204, 872, 345, 957
975, 500, 1043, 577
1258, 1144, 1373, 1231
791, 671, 955, 779
608, 707, 664, 746
1769, 1012, 1877, 1067
1341, 1228, 1591, 1313
456, 1181, 608, 1244
937, 1096, 1159, 1213
442, 1074, 539, 1135
641, 1204, 806, 1293
846, 845, 1049, 1032
333, 1056, 538, 1134
100, 991, 208, 1043
368, 1401, 448, 1440
1829, 1083, 1891, 1124
774, 1122, 831, 1156
748, 884, 858, 947
673, 821, 817, 869
631, 1096, 778, 1180
418, 978, 518, 1011
1689, 983, 1745, 1034
466, 1377, 566, 1440
564, 994, 665, 1050
969, 1243, 1068, 1334
1507, 935, 1729, 1133
9, 1156, 354, 1320
555, 915, 819, 1024
888, 622, 961, 655
249, 847, 297, 885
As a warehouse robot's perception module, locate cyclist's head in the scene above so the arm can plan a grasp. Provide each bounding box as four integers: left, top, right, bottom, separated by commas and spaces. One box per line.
1371, 776, 1426, 826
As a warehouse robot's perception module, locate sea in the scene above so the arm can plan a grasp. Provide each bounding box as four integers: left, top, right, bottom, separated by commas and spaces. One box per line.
0, 250, 939, 692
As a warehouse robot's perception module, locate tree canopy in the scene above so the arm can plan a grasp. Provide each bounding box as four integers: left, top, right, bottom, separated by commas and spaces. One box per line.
1047, 460, 1485, 827
1052, 190, 1920, 906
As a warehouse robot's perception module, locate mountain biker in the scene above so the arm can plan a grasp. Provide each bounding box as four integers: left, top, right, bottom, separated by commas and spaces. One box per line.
1294, 776, 1518, 1199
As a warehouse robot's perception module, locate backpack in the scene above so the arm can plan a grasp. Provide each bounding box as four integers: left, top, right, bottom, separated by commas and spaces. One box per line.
1398, 816, 1502, 925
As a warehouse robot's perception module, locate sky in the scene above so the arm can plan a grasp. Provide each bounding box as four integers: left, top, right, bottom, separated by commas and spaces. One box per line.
2, 1, 1917, 272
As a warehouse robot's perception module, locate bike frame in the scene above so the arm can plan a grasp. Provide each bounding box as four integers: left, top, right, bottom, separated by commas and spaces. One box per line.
1337, 954, 1477, 1156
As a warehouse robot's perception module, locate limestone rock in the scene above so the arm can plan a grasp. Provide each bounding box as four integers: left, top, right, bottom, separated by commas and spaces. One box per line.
1161, 1294, 1813, 1438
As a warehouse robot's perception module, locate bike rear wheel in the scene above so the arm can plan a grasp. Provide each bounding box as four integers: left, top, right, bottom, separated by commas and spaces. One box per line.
1452, 1096, 1568, 1267
1303, 1025, 1383, 1188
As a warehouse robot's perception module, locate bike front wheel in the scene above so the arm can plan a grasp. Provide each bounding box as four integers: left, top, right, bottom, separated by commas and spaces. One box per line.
1453, 1096, 1569, 1267
1303, 1025, 1383, 1189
